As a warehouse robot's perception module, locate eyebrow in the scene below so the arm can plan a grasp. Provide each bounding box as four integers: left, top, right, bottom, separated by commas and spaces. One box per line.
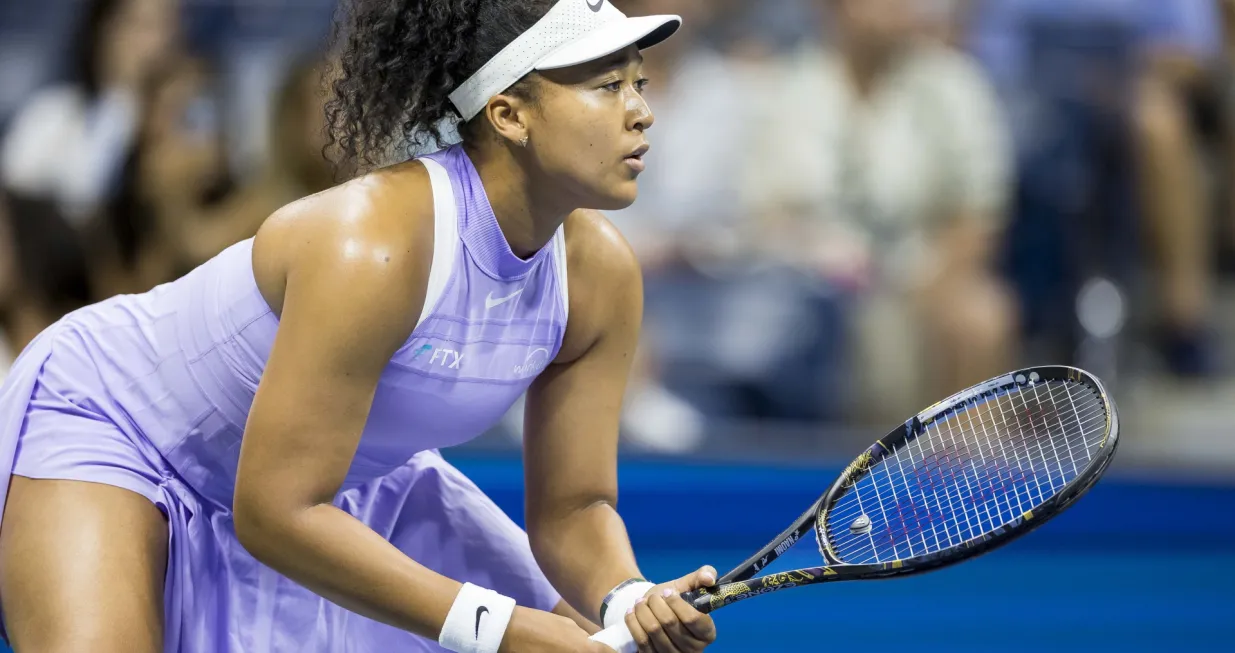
593, 50, 645, 74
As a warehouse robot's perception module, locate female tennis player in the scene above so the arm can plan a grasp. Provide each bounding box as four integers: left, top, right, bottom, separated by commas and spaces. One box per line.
0, 1, 718, 651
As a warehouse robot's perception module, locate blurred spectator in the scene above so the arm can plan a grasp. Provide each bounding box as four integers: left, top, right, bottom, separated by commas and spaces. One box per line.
262, 57, 336, 200
93, 53, 334, 298
0, 0, 180, 222
579, 0, 742, 451
87, 53, 226, 296
920, 0, 977, 48
609, 0, 763, 270
968, 0, 1225, 377
0, 0, 183, 320
607, 0, 851, 448
151, 55, 335, 269
0, 190, 92, 360
748, 0, 1017, 421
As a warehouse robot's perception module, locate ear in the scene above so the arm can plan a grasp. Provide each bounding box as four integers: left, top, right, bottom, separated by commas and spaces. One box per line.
483, 93, 532, 148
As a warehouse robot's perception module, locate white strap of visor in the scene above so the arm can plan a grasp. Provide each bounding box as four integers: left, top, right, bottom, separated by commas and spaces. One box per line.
448, 0, 623, 121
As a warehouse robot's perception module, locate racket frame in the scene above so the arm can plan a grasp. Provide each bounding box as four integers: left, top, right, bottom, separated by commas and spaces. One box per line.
685, 366, 1118, 613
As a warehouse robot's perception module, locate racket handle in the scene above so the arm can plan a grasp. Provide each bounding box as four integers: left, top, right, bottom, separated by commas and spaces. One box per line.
588, 589, 716, 651
680, 588, 715, 614
589, 624, 637, 653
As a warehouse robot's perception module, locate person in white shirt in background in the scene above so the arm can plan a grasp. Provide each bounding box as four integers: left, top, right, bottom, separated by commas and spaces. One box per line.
608, 0, 769, 269
747, 0, 1018, 421
0, 0, 180, 223
604, 0, 811, 452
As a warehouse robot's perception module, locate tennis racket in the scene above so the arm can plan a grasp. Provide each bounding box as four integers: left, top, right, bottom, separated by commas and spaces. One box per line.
591, 366, 1118, 652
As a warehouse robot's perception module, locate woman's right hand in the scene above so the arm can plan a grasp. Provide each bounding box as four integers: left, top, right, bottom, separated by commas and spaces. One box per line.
501, 606, 614, 653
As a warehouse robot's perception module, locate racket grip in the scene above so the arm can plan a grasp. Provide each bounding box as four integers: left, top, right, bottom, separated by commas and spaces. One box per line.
588, 590, 713, 651
681, 588, 716, 614
589, 624, 637, 653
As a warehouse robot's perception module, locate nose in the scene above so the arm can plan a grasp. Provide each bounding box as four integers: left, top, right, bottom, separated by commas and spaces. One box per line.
627, 91, 654, 133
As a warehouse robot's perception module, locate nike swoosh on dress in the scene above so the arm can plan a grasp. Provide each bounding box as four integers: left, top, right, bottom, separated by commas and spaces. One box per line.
484, 289, 523, 311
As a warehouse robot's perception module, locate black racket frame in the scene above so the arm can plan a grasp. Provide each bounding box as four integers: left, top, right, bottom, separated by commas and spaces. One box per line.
681, 366, 1119, 614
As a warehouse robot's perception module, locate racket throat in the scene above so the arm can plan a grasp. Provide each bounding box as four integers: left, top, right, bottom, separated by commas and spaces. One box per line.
724, 500, 822, 583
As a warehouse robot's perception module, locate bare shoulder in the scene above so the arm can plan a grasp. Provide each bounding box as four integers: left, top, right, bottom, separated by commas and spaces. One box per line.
562, 208, 641, 292
556, 209, 643, 363
251, 160, 436, 318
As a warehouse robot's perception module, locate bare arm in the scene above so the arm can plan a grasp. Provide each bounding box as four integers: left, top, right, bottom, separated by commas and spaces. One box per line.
521, 212, 643, 621
523, 213, 717, 653
232, 174, 465, 637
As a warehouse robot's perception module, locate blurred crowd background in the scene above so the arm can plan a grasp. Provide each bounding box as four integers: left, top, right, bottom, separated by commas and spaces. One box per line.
2, 0, 1235, 477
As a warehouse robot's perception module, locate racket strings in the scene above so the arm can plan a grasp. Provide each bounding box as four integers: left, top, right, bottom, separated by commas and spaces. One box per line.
827, 408, 1090, 560
827, 381, 1106, 561
918, 382, 1104, 505
825, 383, 1106, 529
888, 382, 1102, 508
822, 379, 1108, 565
830, 382, 1106, 559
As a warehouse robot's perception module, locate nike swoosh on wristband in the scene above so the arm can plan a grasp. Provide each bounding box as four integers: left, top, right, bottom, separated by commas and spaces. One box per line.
587, 0, 604, 12
484, 289, 523, 311
475, 605, 489, 639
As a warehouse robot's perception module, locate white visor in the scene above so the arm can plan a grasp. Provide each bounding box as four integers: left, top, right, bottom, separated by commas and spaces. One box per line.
448, 0, 681, 121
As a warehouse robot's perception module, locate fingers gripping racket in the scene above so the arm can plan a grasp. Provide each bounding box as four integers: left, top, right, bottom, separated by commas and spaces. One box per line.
591, 366, 1118, 652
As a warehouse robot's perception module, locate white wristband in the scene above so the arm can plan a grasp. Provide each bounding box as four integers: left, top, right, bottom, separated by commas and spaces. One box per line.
438, 583, 517, 653
601, 580, 656, 629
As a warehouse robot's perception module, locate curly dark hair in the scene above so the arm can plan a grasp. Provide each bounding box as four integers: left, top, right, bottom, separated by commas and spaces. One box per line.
325, 0, 557, 173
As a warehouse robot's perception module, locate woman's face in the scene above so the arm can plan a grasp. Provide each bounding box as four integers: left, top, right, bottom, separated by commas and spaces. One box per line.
518, 45, 656, 211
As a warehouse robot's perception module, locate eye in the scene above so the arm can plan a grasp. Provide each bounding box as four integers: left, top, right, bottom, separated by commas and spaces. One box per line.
602, 80, 623, 92
635, 78, 650, 92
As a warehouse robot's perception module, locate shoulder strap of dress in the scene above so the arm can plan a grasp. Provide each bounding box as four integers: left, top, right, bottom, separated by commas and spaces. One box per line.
416, 158, 461, 328
551, 225, 569, 323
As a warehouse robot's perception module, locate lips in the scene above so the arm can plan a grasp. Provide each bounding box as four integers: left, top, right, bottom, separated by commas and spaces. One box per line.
624, 144, 650, 173
626, 144, 650, 161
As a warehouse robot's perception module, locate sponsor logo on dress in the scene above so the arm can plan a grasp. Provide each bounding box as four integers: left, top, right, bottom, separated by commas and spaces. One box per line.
411, 344, 434, 361
513, 347, 550, 377
428, 347, 465, 369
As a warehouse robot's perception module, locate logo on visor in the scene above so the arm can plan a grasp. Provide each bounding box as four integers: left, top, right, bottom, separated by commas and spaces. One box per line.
586, 0, 604, 12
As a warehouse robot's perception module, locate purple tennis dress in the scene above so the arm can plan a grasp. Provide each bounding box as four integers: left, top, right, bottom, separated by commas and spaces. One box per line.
0, 144, 569, 651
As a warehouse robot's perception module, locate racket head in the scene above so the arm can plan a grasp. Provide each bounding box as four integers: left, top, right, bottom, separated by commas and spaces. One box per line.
815, 366, 1118, 576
